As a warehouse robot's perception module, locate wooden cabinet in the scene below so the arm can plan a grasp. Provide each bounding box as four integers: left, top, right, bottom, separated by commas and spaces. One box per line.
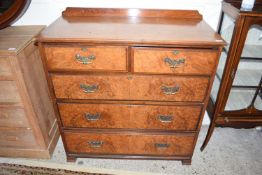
202, 0, 262, 150
0, 26, 59, 158
37, 8, 225, 165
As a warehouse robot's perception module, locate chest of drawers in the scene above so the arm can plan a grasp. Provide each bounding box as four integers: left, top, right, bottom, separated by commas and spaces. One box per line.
37, 8, 225, 165
0, 26, 59, 158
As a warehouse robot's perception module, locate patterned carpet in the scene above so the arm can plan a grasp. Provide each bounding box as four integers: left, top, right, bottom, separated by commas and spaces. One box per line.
0, 163, 110, 175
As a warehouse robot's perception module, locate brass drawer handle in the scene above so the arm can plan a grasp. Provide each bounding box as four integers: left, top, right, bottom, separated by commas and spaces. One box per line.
75, 54, 96, 64
88, 141, 103, 148
85, 113, 101, 121
158, 115, 173, 123
164, 57, 185, 69
155, 143, 170, 149
80, 84, 99, 93
161, 85, 180, 95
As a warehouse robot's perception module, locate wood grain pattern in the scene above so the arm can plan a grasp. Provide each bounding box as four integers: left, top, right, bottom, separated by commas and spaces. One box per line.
62, 8, 203, 20
58, 103, 202, 130
37, 8, 224, 163
17, 40, 58, 147
0, 57, 13, 79
64, 132, 195, 156
52, 74, 209, 102
0, 25, 44, 55
37, 16, 225, 47
52, 74, 130, 100
0, 26, 59, 159
133, 47, 218, 75
0, 81, 22, 105
44, 46, 127, 72
0, 107, 30, 128
0, 128, 37, 148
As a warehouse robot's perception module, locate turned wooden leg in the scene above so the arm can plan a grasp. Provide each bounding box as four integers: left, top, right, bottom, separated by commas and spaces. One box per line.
67, 156, 77, 162
182, 159, 192, 165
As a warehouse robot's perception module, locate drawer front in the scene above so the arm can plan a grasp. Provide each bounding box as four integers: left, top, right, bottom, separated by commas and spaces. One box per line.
64, 132, 195, 156
0, 81, 21, 104
0, 108, 30, 128
59, 103, 202, 130
133, 48, 218, 75
0, 58, 12, 78
0, 129, 37, 148
44, 46, 127, 72
52, 75, 130, 100
52, 75, 209, 102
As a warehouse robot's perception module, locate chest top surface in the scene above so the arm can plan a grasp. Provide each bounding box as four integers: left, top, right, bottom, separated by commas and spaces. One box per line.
37, 8, 225, 47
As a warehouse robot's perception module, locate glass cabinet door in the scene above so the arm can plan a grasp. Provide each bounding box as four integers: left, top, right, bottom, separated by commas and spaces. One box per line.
210, 13, 236, 103
225, 24, 262, 111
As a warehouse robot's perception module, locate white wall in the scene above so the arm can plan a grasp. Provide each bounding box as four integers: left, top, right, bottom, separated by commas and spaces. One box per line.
14, 0, 223, 30
14, 0, 224, 125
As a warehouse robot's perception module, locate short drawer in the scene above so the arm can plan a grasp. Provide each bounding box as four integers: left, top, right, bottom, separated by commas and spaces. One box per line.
64, 132, 195, 156
133, 47, 218, 75
59, 103, 202, 130
0, 128, 37, 148
0, 108, 30, 128
52, 75, 209, 102
0, 58, 13, 79
0, 81, 22, 105
44, 46, 127, 72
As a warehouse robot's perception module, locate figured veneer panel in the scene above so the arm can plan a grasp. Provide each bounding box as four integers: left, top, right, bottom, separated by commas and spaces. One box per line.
44, 46, 127, 72
52, 74, 130, 100
130, 76, 209, 102
133, 47, 218, 75
51, 75, 209, 102
64, 131, 195, 156
37, 8, 225, 164
58, 103, 202, 130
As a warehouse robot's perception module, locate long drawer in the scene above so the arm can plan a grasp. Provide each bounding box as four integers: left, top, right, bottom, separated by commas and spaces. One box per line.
64, 131, 195, 156
133, 47, 218, 75
0, 81, 22, 105
52, 75, 209, 102
0, 128, 37, 148
58, 103, 202, 130
0, 57, 13, 79
44, 46, 127, 72
0, 108, 30, 128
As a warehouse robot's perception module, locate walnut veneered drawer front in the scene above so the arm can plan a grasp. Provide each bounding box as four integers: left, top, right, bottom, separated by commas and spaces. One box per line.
59, 103, 202, 130
133, 47, 218, 75
0, 58, 13, 79
64, 132, 195, 156
0, 108, 30, 128
52, 75, 209, 102
0, 81, 22, 105
44, 46, 127, 72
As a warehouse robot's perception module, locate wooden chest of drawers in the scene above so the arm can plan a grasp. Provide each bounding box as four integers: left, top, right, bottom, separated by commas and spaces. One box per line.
37, 8, 225, 164
0, 26, 59, 158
